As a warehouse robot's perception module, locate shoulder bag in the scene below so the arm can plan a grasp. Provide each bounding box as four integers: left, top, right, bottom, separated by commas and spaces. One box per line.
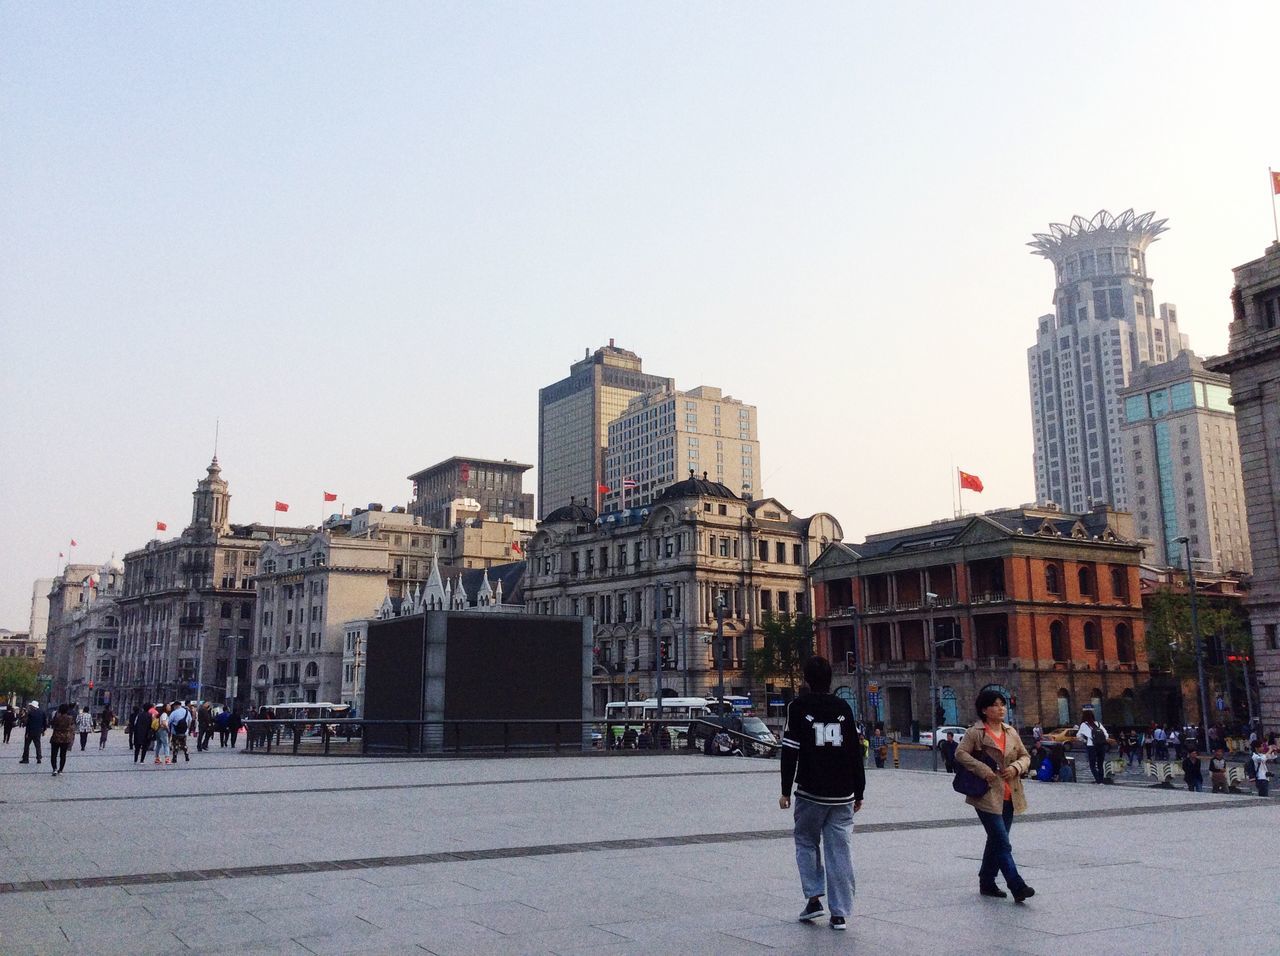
953, 749, 997, 797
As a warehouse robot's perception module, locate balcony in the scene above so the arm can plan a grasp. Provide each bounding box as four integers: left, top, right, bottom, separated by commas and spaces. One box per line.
272, 677, 300, 687
970, 591, 1008, 606
178, 615, 205, 628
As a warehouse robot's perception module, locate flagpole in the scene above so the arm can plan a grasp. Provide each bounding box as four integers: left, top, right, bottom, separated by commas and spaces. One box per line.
951, 460, 958, 519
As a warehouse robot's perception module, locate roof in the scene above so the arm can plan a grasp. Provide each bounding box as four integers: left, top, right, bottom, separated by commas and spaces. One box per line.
543, 500, 599, 524
458, 562, 526, 605
407, 457, 533, 482
654, 473, 741, 503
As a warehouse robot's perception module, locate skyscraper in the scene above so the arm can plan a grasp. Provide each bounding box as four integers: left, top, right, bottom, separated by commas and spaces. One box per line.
1118, 351, 1250, 573
537, 342, 673, 518
602, 384, 761, 511
1027, 210, 1188, 513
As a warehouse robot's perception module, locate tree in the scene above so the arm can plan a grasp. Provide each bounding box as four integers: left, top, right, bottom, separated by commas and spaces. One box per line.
1145, 589, 1250, 680
746, 613, 814, 693
0, 657, 40, 703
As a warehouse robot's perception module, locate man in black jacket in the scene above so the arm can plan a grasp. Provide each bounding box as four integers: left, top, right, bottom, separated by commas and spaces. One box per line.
19, 701, 47, 764
779, 656, 865, 931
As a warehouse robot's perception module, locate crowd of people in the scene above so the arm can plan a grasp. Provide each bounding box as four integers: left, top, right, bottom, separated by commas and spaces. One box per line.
4, 699, 256, 774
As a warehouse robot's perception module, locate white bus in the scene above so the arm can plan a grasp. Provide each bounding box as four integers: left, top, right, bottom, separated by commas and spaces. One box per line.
605, 697, 712, 747
706, 695, 754, 715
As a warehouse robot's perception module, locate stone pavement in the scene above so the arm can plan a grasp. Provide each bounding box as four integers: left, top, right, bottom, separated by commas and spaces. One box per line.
0, 740, 1276, 955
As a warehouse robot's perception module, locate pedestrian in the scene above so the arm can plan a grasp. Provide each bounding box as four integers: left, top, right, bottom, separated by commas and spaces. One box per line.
1032, 723, 1043, 748
169, 701, 191, 763
2, 704, 15, 744
1251, 742, 1274, 797
1153, 724, 1167, 759
870, 727, 887, 769
215, 707, 231, 747
1076, 710, 1109, 784
940, 731, 959, 773
229, 707, 243, 749
1126, 730, 1140, 767
1168, 728, 1182, 759
1208, 748, 1229, 793
76, 706, 93, 751
779, 656, 865, 932
153, 705, 172, 765
98, 706, 114, 749
197, 702, 215, 752
955, 688, 1035, 903
1182, 749, 1204, 792
131, 706, 153, 763
126, 706, 138, 750
49, 704, 75, 776
19, 701, 47, 765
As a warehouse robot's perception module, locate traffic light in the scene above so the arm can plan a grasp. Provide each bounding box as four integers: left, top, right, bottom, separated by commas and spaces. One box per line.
1009, 694, 1017, 708
659, 640, 670, 663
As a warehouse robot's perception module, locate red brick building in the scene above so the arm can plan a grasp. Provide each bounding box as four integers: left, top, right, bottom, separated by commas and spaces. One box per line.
810, 505, 1150, 734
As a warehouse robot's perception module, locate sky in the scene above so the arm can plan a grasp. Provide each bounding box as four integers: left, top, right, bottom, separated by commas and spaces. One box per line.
2, 4, 1278, 629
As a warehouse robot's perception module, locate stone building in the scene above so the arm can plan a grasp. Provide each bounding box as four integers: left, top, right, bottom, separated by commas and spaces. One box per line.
602, 384, 761, 512
810, 505, 1149, 734
1119, 351, 1251, 572
522, 474, 842, 714
538, 342, 673, 518
28, 578, 53, 653
113, 458, 311, 710
1027, 210, 1188, 513
43, 563, 101, 703
407, 456, 534, 528
1205, 239, 1280, 728
55, 559, 125, 710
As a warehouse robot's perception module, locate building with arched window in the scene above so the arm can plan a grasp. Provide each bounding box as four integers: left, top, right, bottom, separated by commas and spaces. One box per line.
811, 504, 1150, 733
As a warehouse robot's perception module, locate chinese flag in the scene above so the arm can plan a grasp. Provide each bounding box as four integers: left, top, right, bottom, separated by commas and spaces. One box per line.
274, 501, 290, 512
323, 492, 337, 502
70, 538, 78, 547
959, 471, 984, 493
597, 484, 611, 494
511, 540, 523, 555
156, 521, 167, 531
1273, 170, 1280, 195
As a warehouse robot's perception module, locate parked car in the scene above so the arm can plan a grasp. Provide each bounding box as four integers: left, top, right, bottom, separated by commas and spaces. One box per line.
739, 715, 778, 757
1042, 725, 1118, 751
918, 725, 968, 748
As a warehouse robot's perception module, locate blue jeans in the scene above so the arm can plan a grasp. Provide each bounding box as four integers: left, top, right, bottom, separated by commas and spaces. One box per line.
1087, 746, 1106, 783
976, 800, 1026, 892
793, 798, 856, 917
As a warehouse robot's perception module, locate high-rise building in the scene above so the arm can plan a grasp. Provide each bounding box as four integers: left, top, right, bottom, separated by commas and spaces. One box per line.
1118, 352, 1251, 573
1205, 239, 1280, 727
407, 456, 534, 528
537, 342, 673, 518
602, 385, 761, 511
1028, 210, 1188, 513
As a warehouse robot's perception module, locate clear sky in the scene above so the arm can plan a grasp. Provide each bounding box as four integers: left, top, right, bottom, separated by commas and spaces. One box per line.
2, 4, 1278, 628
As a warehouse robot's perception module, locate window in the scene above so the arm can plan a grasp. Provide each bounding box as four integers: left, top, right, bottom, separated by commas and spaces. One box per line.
1050, 621, 1067, 662
1078, 566, 1094, 597
1083, 621, 1099, 651
759, 541, 768, 562
793, 543, 802, 565
776, 542, 786, 563
1046, 565, 1061, 594
1116, 623, 1135, 662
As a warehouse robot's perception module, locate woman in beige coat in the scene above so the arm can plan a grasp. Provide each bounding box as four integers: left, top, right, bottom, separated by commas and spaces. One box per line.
953, 689, 1034, 902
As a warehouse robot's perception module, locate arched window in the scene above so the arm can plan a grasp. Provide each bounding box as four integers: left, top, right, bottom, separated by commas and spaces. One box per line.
1057, 689, 1071, 725
939, 686, 958, 725
1121, 688, 1136, 724
1090, 688, 1104, 722
304, 661, 319, 679
1078, 566, 1094, 597
1083, 621, 1099, 651
1110, 567, 1128, 602
256, 664, 269, 681
1116, 623, 1135, 662
1046, 565, 1061, 595
1050, 621, 1067, 661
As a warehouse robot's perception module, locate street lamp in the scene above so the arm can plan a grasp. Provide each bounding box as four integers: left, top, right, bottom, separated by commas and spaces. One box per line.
1174, 536, 1213, 755
926, 592, 939, 772
714, 596, 727, 705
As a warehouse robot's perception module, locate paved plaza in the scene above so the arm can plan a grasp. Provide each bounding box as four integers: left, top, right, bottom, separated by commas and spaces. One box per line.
0, 741, 1276, 955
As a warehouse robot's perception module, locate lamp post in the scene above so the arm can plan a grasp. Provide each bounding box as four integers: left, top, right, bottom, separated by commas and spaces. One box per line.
654, 582, 665, 722
927, 592, 939, 772
1174, 536, 1213, 755
714, 596, 727, 705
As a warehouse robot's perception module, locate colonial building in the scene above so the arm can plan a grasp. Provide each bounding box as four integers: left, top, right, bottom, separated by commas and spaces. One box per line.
1119, 351, 1250, 573
43, 563, 102, 702
55, 559, 125, 710
1206, 239, 1280, 729
114, 458, 311, 710
810, 505, 1149, 734
407, 456, 534, 528
522, 473, 842, 713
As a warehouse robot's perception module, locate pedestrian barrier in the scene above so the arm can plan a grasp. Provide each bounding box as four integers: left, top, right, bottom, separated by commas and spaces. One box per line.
1226, 764, 1249, 788
1144, 760, 1177, 787
1103, 758, 1127, 780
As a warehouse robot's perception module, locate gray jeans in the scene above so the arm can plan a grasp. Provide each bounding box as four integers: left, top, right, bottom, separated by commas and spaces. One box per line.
793, 797, 856, 917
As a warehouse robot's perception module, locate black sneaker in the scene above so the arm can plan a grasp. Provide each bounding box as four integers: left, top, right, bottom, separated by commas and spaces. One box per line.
830, 916, 847, 931
1012, 885, 1036, 903
798, 897, 826, 922
979, 885, 1008, 898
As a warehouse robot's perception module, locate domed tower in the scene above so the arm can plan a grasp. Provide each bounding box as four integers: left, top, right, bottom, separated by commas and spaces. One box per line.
98, 556, 125, 596
189, 457, 231, 535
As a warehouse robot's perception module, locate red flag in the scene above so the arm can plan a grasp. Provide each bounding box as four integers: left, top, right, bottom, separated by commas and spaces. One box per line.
511, 540, 523, 555
597, 484, 610, 494
156, 521, 167, 532
274, 501, 290, 512
1272, 170, 1280, 195
323, 492, 338, 502
959, 471, 984, 493
70, 538, 78, 547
